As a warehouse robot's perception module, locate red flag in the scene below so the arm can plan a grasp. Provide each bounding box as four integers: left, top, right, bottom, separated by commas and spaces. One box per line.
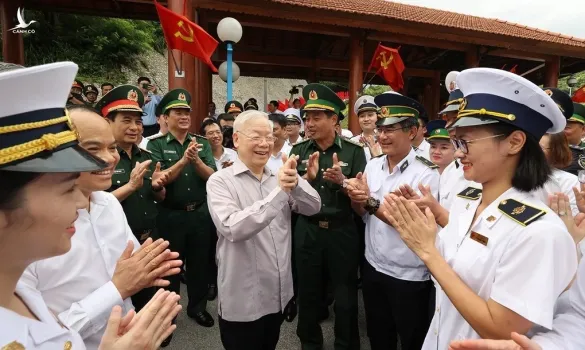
573, 85, 585, 103
154, 1, 218, 72
299, 97, 306, 106
336, 91, 349, 100
367, 43, 405, 91
277, 100, 287, 111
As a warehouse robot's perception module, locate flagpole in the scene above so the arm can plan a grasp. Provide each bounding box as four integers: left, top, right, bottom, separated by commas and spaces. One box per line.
169, 50, 182, 75
226, 42, 234, 101
359, 67, 383, 95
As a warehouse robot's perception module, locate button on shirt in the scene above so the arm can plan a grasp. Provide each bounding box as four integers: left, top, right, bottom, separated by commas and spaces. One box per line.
423, 187, 578, 350
214, 146, 238, 171
20, 191, 140, 350
364, 149, 439, 281
531, 243, 585, 350
266, 142, 292, 174
206, 158, 321, 322
0, 281, 86, 350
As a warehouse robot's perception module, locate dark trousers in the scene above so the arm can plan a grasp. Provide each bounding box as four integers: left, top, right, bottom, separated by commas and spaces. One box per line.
362, 260, 435, 350
158, 204, 211, 314
143, 124, 160, 137
295, 216, 360, 350
219, 312, 284, 350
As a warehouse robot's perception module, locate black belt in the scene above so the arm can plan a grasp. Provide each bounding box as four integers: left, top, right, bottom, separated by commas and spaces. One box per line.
165, 201, 204, 212
305, 216, 350, 230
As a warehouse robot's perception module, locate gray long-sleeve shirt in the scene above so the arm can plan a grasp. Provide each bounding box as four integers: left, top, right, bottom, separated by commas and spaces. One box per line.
206, 158, 321, 322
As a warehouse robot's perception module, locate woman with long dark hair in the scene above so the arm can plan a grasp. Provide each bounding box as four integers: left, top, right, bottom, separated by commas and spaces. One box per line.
380, 68, 578, 349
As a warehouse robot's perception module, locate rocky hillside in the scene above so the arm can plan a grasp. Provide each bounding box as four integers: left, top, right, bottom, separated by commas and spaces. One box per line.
120, 50, 306, 111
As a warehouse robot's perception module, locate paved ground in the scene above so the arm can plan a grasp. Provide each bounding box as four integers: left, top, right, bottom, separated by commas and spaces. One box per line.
167, 284, 373, 350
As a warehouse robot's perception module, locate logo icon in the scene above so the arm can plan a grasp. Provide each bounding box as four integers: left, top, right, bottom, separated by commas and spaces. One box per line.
9, 7, 36, 34
127, 90, 138, 102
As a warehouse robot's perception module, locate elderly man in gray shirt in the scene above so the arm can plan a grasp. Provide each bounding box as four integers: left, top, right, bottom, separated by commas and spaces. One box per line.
206, 110, 321, 350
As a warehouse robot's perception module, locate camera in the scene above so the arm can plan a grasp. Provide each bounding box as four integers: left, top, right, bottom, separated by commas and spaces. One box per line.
222, 126, 234, 149
142, 83, 152, 89
289, 87, 299, 95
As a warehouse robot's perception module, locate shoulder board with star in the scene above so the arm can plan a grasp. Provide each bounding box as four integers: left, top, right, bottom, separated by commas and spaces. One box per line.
190, 133, 207, 140
457, 187, 482, 200
342, 137, 365, 147
498, 199, 546, 226
415, 155, 438, 169
147, 133, 165, 141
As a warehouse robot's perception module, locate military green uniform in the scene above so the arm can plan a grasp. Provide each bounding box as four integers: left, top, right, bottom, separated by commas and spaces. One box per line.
292, 84, 367, 350
96, 84, 160, 312
147, 89, 217, 316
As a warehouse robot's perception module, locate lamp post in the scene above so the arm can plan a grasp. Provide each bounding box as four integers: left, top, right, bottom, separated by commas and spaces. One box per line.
568, 74, 578, 95
217, 17, 243, 102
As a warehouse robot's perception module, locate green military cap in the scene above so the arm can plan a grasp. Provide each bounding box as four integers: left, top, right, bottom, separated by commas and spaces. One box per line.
94, 84, 145, 118
159, 88, 191, 114
570, 103, 585, 124
426, 120, 450, 141
225, 100, 243, 114
373, 91, 420, 126
302, 83, 346, 120
83, 84, 99, 96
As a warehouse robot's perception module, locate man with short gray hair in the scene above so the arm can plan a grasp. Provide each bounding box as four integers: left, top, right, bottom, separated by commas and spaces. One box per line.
206, 110, 321, 350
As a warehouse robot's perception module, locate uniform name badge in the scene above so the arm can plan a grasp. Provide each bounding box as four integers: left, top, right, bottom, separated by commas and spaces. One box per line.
469, 231, 489, 246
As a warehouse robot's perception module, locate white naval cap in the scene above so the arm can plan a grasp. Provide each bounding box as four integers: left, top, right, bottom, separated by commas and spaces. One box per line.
0, 61, 106, 172
451, 68, 566, 139
353, 95, 377, 115
283, 108, 301, 123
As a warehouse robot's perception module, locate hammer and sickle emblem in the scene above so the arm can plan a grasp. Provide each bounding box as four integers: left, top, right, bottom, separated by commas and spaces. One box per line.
174, 20, 194, 42
376, 51, 394, 69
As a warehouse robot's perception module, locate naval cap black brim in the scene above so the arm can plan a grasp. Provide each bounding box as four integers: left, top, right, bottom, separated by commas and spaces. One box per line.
2, 145, 108, 172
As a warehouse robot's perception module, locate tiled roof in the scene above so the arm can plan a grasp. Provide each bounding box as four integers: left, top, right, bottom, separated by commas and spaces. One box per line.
270, 0, 585, 48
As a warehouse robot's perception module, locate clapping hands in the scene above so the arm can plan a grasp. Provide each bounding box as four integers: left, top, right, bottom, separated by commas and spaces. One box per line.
278, 153, 299, 193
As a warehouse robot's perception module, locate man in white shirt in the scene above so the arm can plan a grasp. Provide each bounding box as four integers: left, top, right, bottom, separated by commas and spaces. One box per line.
346, 92, 440, 350
20, 106, 182, 349
206, 110, 321, 350
267, 113, 292, 174
284, 108, 303, 145
201, 118, 238, 170
412, 116, 431, 160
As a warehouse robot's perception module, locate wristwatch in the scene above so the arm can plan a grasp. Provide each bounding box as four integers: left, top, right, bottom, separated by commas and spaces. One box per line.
363, 197, 380, 215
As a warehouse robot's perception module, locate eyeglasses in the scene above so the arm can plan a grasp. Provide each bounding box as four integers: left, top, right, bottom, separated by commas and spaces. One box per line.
451, 134, 504, 154
376, 126, 405, 135
205, 130, 222, 137
237, 131, 276, 144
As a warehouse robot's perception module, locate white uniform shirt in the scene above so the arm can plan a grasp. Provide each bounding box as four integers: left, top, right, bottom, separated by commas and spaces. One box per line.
20, 191, 139, 350
439, 160, 481, 211
266, 143, 292, 174
0, 281, 86, 350
532, 243, 585, 350
414, 139, 431, 160
214, 146, 238, 171
350, 134, 371, 161
423, 187, 578, 349
138, 136, 149, 149
364, 149, 440, 281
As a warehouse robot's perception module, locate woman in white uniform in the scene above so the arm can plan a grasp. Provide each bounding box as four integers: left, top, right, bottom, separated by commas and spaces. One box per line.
0, 62, 180, 349
380, 68, 578, 349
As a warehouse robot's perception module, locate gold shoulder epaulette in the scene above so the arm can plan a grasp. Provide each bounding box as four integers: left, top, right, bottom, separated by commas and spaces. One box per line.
416, 155, 438, 169
457, 187, 482, 200
343, 137, 364, 147
498, 199, 545, 226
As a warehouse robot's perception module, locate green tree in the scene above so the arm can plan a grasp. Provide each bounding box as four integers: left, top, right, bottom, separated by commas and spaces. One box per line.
1, 12, 165, 83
